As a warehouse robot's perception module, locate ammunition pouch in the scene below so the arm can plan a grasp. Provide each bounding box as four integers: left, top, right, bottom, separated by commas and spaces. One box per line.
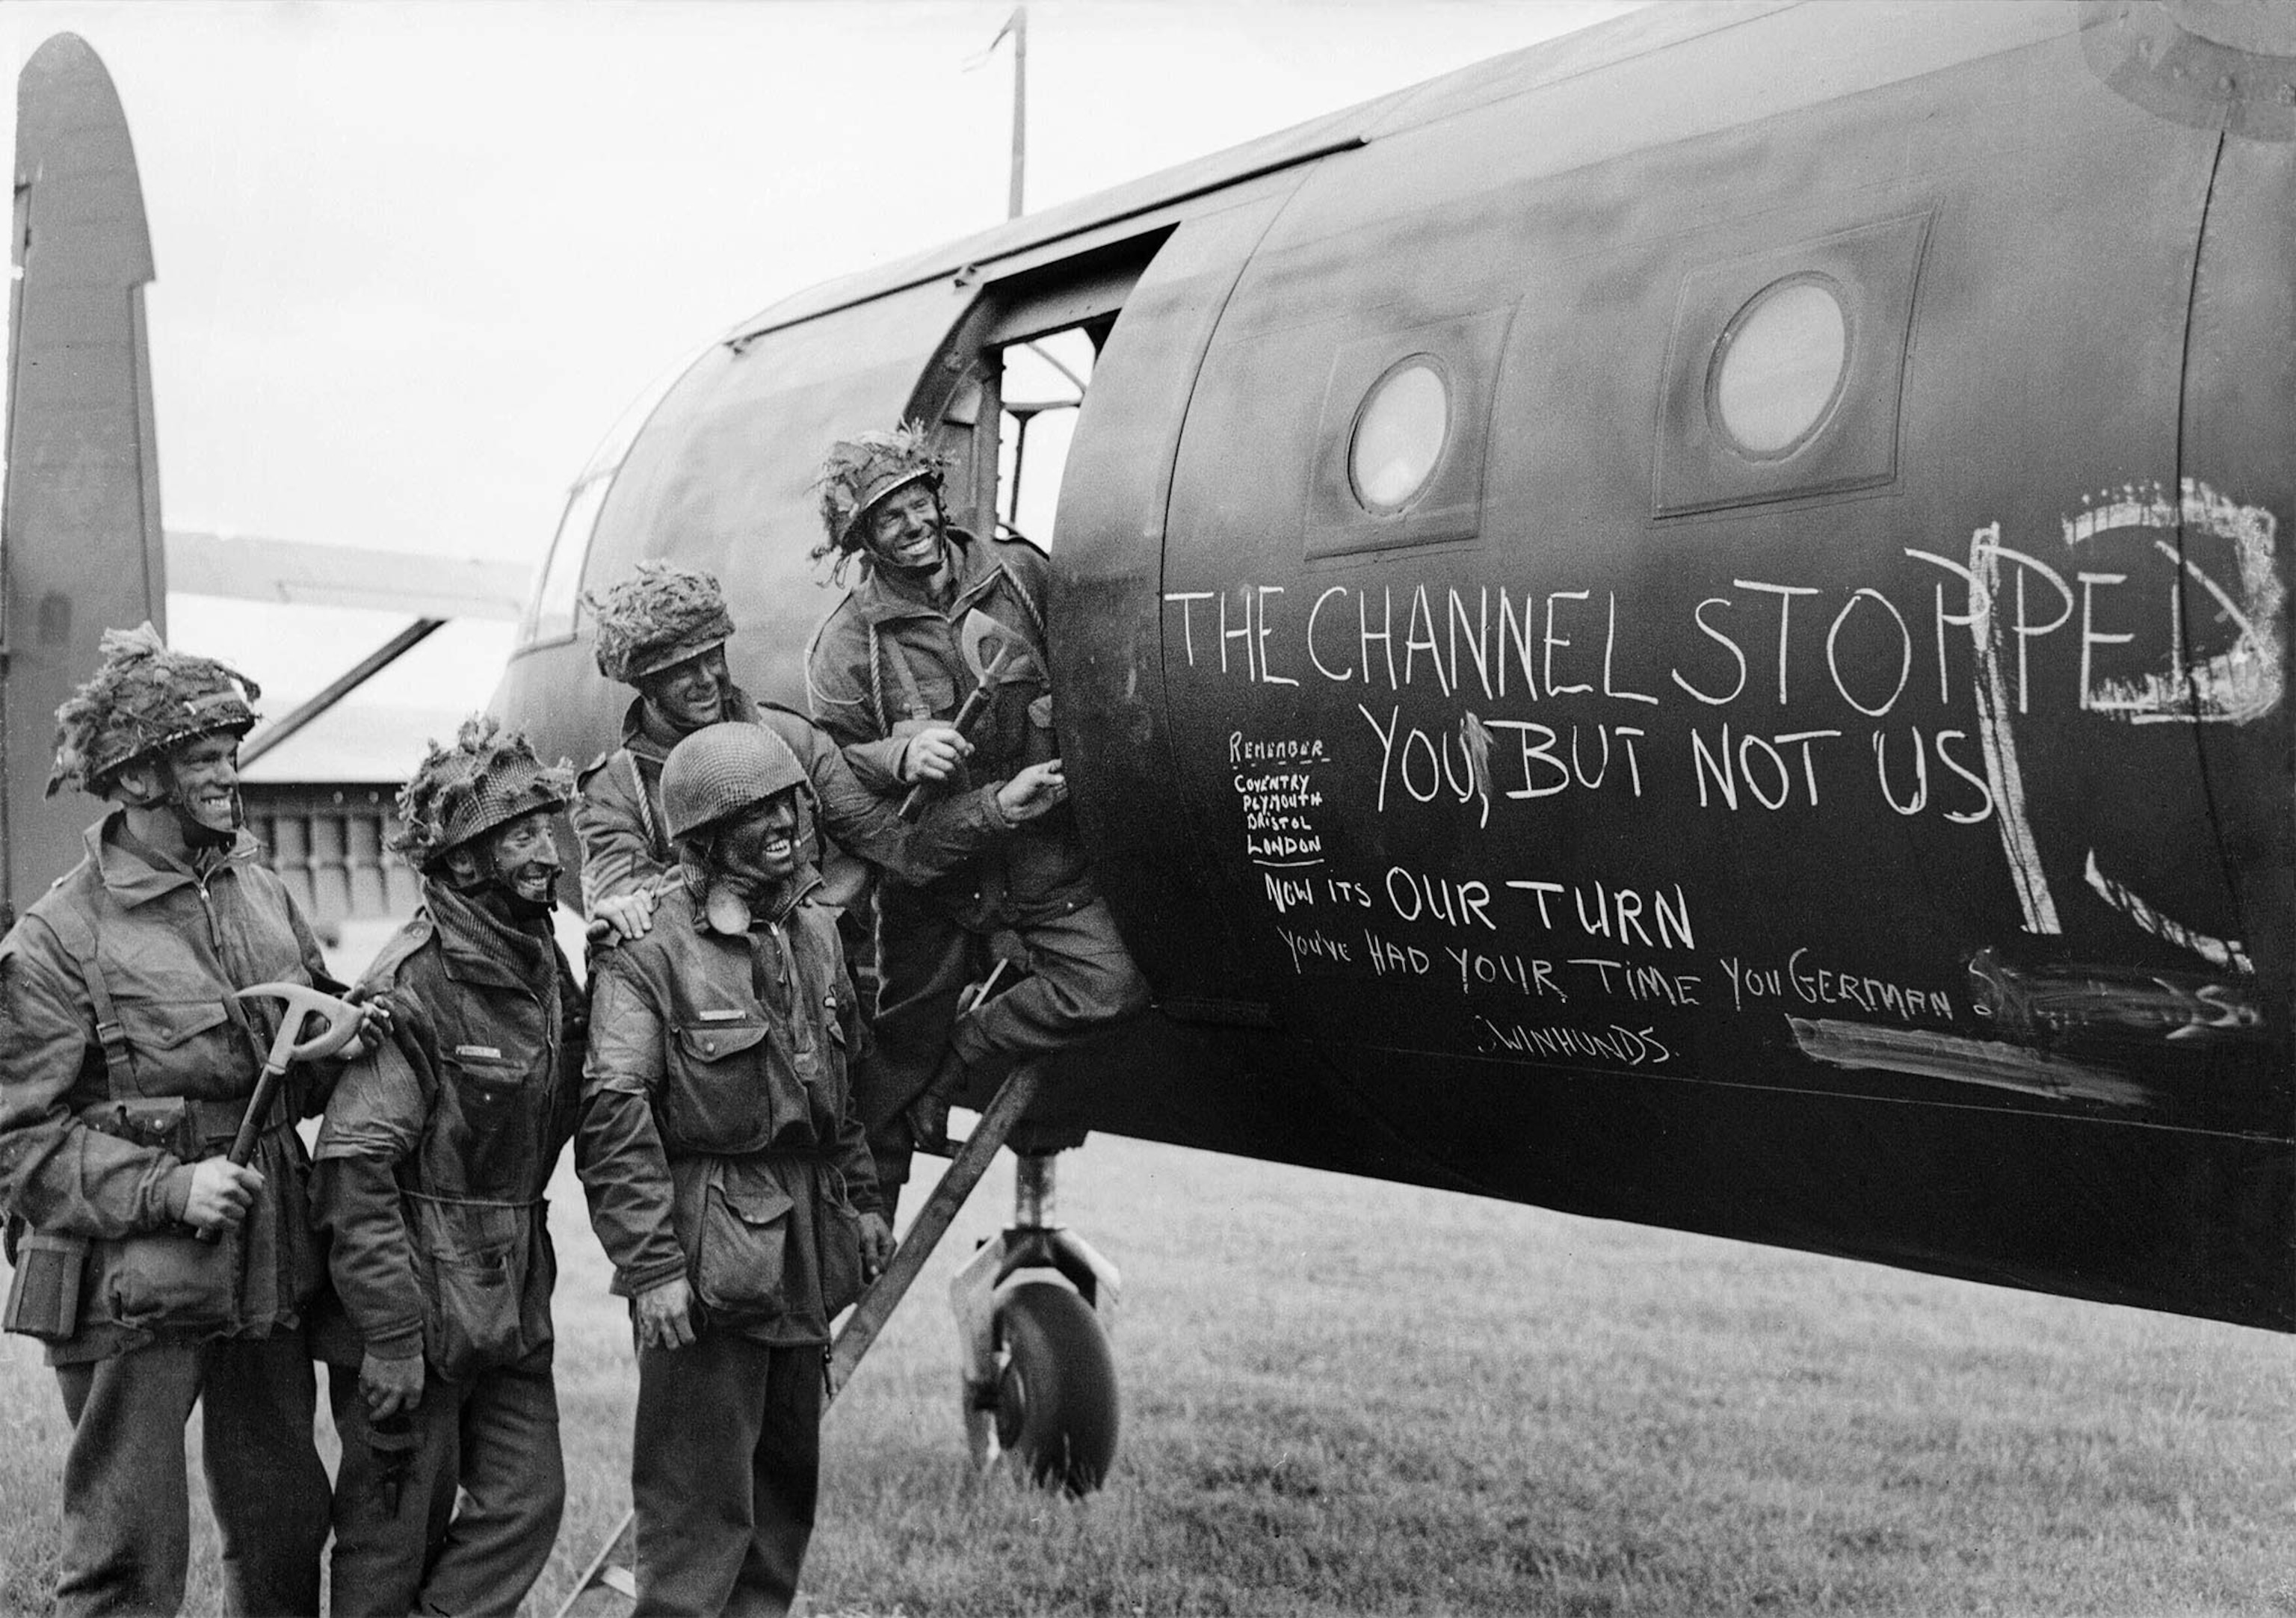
3, 1229, 90, 1342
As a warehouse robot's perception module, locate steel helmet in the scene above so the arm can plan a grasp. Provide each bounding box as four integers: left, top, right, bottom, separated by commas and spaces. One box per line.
660, 721, 808, 842
811, 422, 948, 564
47, 623, 262, 799
584, 562, 738, 685
391, 715, 574, 871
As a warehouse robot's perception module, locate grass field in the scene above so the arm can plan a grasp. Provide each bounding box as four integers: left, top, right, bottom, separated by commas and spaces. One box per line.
2, 1129, 2293, 1616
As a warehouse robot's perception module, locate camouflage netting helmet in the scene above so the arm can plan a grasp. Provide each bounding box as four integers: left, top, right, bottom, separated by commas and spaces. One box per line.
391, 715, 574, 871
811, 422, 949, 566
47, 623, 263, 800
585, 562, 737, 685
661, 721, 807, 842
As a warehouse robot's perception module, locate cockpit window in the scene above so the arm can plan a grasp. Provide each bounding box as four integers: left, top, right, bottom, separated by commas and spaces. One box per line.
1710, 277, 1848, 460
1349, 358, 1450, 513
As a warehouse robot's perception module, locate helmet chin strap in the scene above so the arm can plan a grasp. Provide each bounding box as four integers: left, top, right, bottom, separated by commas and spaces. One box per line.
152, 771, 241, 850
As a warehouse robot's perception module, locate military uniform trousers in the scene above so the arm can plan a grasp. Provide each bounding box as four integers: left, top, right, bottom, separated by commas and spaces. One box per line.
629, 1330, 821, 1618
326, 1354, 563, 1618
864, 890, 1148, 1211
52, 1330, 329, 1618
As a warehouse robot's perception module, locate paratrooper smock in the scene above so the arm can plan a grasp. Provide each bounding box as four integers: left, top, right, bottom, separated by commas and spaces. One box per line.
0, 812, 334, 1361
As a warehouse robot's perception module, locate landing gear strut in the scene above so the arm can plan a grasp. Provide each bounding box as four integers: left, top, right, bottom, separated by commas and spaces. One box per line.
951, 1149, 1122, 1494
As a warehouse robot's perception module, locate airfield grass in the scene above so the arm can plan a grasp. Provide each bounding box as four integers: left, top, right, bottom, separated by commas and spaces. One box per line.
1, 1133, 2292, 1616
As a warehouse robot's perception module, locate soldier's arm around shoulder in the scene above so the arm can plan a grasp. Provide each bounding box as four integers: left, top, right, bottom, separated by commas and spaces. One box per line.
0, 917, 191, 1238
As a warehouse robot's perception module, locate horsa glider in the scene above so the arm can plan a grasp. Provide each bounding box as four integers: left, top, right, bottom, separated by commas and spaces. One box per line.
10, 0, 2296, 1567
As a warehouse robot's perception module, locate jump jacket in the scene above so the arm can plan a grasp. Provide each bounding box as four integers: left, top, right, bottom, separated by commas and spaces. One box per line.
310, 882, 583, 1378
572, 687, 1013, 917
0, 813, 335, 1362
579, 877, 880, 1347
805, 528, 1094, 927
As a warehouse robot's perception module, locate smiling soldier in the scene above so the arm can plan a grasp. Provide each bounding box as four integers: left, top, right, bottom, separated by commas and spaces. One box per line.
0, 624, 380, 1618
573, 563, 1067, 930
578, 720, 892, 1618
309, 717, 596, 1617
806, 425, 1150, 1208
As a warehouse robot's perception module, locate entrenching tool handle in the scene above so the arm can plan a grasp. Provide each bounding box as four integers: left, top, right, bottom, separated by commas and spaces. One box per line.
896, 676, 1002, 821
223, 1063, 288, 1170
196, 982, 362, 1241
194, 1060, 287, 1244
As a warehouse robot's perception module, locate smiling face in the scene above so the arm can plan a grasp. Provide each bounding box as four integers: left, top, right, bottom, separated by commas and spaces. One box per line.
862, 481, 947, 577
638, 646, 731, 736
479, 808, 562, 910
711, 791, 801, 893
161, 732, 242, 838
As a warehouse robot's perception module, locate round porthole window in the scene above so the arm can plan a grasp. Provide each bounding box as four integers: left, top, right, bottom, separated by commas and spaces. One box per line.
1711, 276, 1849, 460
1350, 359, 1449, 513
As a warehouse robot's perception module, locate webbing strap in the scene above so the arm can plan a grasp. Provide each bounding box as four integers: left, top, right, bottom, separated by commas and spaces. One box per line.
37, 904, 135, 1093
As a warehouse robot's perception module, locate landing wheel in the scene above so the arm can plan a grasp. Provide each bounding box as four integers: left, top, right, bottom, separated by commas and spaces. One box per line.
994, 1280, 1118, 1495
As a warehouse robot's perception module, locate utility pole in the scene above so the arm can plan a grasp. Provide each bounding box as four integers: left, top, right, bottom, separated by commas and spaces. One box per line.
991, 6, 1027, 218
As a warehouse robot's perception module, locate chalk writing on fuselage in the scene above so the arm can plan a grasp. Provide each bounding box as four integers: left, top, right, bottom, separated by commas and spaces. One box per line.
1163, 484, 2283, 844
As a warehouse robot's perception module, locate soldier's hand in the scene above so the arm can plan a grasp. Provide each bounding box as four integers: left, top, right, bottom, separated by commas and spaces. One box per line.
858, 1211, 895, 1280
182, 1159, 264, 1235
587, 889, 657, 947
345, 989, 395, 1055
359, 1349, 425, 1422
994, 760, 1067, 824
635, 1276, 694, 1351
899, 725, 972, 785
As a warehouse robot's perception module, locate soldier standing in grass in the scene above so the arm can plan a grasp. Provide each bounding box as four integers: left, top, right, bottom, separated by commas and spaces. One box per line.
310, 717, 596, 1617
578, 721, 892, 1618
805, 425, 1150, 1208
0, 625, 379, 1618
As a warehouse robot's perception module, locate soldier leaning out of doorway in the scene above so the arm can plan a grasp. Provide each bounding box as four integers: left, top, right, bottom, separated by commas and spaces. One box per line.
0, 624, 382, 1618
311, 717, 593, 1618
804, 424, 1150, 1213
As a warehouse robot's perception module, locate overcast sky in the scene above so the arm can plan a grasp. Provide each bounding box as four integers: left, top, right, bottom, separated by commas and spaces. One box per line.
4, 0, 1635, 776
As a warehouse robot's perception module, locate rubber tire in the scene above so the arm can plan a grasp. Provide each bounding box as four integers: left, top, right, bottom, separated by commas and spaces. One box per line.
993, 1279, 1120, 1495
